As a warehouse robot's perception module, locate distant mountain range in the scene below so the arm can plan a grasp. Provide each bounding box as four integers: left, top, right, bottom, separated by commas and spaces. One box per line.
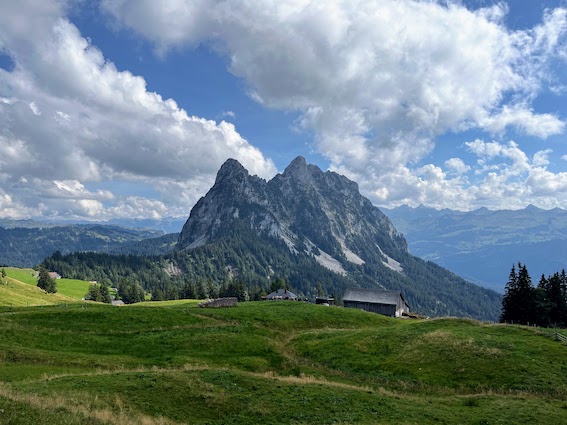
0, 224, 163, 267
382, 205, 567, 292
0, 217, 186, 234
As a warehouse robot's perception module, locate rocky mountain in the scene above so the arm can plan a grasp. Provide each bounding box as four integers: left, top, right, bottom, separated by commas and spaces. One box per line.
382, 205, 567, 292
178, 157, 501, 320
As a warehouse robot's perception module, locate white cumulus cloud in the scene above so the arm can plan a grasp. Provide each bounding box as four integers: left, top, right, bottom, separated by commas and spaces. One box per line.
101, 0, 567, 210
0, 0, 276, 219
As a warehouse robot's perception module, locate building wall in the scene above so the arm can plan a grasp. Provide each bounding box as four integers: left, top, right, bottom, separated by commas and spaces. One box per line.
344, 301, 397, 317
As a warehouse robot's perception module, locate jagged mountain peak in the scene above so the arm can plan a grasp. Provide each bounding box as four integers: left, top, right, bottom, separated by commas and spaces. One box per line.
282, 155, 322, 183
176, 156, 501, 319
180, 156, 407, 262
215, 158, 248, 184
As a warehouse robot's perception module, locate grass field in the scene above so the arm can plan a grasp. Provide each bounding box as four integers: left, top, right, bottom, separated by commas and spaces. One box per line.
0, 299, 566, 424
0, 276, 77, 307
3, 267, 92, 301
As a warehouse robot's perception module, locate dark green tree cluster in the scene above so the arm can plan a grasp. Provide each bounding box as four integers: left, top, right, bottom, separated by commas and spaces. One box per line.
1, 268, 6, 285
219, 280, 249, 301
501, 263, 567, 327
117, 279, 146, 304
535, 270, 567, 327
40, 225, 502, 319
84, 283, 112, 303
37, 265, 57, 293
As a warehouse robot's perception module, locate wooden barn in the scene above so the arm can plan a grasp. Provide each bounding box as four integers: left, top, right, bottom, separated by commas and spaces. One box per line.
315, 296, 334, 306
343, 288, 410, 317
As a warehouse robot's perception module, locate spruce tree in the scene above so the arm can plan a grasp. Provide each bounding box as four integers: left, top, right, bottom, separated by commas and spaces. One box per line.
534, 274, 550, 327
86, 284, 101, 302
500, 263, 535, 325
546, 272, 567, 327
100, 284, 112, 304
516, 263, 535, 324
37, 266, 57, 293
500, 264, 518, 323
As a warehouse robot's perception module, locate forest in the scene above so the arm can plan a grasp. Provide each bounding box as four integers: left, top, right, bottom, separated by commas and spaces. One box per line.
41, 224, 502, 320
501, 263, 567, 327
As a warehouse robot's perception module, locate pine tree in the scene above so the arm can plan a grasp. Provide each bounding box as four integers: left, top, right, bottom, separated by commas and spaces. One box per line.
500, 263, 535, 325
534, 274, 551, 327
516, 263, 535, 324
85, 284, 101, 302
100, 284, 112, 304
546, 272, 567, 327
500, 264, 518, 323
561, 270, 567, 326
37, 266, 57, 293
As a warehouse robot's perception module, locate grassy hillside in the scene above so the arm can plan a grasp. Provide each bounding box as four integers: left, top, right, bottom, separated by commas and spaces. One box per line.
0, 301, 566, 424
0, 276, 77, 307
3, 267, 92, 302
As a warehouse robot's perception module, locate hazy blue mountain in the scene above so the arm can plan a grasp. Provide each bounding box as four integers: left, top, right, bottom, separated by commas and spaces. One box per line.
0, 224, 163, 267
382, 205, 567, 292
103, 217, 186, 234
108, 233, 179, 256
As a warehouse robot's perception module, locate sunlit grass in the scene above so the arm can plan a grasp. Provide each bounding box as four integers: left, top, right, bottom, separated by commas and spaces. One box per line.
1, 297, 566, 423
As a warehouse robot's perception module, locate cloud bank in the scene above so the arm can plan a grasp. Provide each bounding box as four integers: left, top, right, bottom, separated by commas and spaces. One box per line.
2, 0, 567, 221
103, 0, 567, 210
0, 0, 276, 220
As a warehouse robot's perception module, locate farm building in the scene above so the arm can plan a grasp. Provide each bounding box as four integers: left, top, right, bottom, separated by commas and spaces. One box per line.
343, 288, 410, 317
263, 288, 298, 301
315, 296, 334, 306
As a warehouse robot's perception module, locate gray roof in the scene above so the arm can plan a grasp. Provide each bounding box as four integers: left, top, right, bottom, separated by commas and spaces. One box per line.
343, 288, 408, 307
265, 288, 298, 299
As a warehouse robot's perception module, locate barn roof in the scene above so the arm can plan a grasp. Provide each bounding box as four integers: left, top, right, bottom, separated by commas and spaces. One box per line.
265, 288, 298, 299
343, 288, 408, 307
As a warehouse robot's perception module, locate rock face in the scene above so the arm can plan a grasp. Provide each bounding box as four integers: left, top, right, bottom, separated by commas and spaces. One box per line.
179, 156, 406, 271
178, 157, 502, 320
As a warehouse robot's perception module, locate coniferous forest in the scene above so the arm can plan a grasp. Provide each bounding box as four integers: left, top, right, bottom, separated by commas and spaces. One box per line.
501, 263, 567, 327
41, 224, 502, 320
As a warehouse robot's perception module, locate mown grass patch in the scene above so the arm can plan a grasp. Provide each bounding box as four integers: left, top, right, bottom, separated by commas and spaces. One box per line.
4, 267, 96, 301
56, 278, 92, 299
4, 267, 38, 285
0, 277, 76, 307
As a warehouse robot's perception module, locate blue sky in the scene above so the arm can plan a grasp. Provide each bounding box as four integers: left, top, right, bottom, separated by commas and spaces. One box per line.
1, 0, 567, 220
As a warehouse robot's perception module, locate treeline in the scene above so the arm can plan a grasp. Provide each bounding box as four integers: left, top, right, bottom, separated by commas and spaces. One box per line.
42, 230, 348, 305
501, 263, 567, 327
40, 223, 504, 319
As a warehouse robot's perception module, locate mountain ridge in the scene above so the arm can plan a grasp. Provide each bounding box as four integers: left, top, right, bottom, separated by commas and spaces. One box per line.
176, 156, 500, 319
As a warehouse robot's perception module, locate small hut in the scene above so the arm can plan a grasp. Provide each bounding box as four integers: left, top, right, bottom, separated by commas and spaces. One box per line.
315, 296, 335, 306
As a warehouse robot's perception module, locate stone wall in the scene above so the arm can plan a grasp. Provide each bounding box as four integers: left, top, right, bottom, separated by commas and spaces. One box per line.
198, 297, 238, 308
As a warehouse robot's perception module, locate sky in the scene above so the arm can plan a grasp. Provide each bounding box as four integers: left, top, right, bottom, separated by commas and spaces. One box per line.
1, 0, 567, 221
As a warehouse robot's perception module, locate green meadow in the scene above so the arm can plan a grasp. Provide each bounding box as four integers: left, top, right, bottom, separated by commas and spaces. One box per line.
3, 267, 92, 302
0, 280, 566, 425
